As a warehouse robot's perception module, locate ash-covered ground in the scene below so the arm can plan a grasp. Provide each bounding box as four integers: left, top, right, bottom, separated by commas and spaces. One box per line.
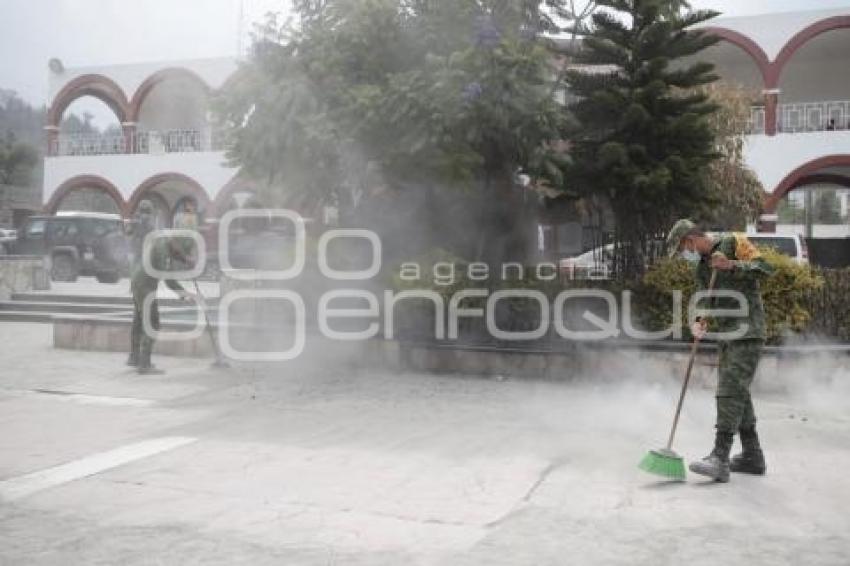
1, 321, 848, 565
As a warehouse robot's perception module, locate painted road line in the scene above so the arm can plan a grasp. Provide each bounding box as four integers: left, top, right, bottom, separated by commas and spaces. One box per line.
28, 389, 156, 408
0, 436, 197, 502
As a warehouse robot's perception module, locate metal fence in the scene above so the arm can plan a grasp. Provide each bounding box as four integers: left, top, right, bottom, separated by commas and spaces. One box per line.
779, 100, 850, 133
748, 105, 766, 135
51, 133, 127, 156
749, 100, 850, 135
52, 129, 221, 156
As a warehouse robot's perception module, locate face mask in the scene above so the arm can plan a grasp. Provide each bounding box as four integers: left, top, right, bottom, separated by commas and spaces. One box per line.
681, 249, 701, 263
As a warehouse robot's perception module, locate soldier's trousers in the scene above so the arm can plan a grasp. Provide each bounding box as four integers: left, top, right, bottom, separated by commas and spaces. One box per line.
130, 290, 160, 366
716, 339, 764, 434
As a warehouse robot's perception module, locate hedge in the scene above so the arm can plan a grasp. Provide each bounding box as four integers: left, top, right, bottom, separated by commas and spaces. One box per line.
640, 248, 824, 344
388, 247, 847, 345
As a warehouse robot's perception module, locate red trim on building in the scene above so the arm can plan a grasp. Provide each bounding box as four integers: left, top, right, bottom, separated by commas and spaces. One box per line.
701, 27, 779, 134
794, 173, 850, 190
705, 18, 850, 135
45, 175, 127, 216
764, 155, 850, 212
46, 74, 130, 128
128, 68, 211, 123
769, 15, 850, 87
701, 26, 772, 87
763, 91, 779, 136
126, 172, 211, 217
122, 123, 137, 154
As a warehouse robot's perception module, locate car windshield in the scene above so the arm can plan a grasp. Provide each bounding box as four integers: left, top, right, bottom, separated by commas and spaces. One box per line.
86, 219, 123, 237
749, 237, 797, 256
578, 246, 610, 262
26, 220, 46, 237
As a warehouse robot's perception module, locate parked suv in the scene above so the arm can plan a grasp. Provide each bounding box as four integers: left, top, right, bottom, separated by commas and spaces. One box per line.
705, 232, 809, 264
746, 233, 809, 264
10, 212, 130, 282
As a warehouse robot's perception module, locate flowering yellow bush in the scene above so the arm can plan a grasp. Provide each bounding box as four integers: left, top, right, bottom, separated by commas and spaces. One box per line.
640, 247, 824, 343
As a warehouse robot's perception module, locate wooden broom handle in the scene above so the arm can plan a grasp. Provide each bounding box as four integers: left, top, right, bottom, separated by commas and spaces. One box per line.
666, 269, 718, 450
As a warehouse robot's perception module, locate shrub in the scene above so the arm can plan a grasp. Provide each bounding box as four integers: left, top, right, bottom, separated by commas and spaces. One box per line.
759, 248, 823, 340
638, 256, 696, 337
804, 267, 850, 342
386, 246, 835, 345
639, 247, 824, 343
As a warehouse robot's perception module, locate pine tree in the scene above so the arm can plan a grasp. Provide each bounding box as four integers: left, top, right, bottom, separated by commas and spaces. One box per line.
565, 0, 720, 277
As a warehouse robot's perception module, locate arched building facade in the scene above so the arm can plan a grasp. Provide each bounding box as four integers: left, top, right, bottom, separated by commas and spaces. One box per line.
697, 8, 850, 233
42, 57, 245, 225
42, 9, 850, 239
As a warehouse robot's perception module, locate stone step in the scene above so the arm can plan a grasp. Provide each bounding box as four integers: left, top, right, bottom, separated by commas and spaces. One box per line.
0, 311, 55, 324
11, 292, 134, 305
10, 292, 217, 308
0, 301, 131, 314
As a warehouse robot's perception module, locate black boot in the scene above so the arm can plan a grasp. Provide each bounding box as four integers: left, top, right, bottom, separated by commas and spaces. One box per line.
730, 426, 766, 475
136, 342, 164, 375
137, 364, 165, 375
689, 431, 733, 482
126, 353, 139, 367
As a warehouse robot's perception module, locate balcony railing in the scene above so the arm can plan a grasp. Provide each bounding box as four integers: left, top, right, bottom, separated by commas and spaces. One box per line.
749, 100, 850, 135
51, 129, 223, 157
778, 101, 850, 133
748, 106, 766, 135
52, 133, 127, 156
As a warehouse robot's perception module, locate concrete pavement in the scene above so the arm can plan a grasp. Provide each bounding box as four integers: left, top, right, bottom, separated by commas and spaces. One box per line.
1, 321, 849, 565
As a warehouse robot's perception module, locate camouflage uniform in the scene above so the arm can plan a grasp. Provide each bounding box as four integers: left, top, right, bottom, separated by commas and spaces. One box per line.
129, 236, 184, 371
693, 234, 774, 434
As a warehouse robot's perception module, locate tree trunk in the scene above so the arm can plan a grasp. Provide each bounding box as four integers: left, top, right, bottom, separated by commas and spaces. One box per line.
478, 169, 534, 268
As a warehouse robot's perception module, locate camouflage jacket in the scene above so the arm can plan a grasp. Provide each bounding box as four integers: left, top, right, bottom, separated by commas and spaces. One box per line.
694, 234, 774, 341
130, 238, 185, 296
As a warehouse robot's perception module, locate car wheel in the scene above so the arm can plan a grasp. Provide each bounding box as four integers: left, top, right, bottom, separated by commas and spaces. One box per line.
51, 254, 78, 282
95, 270, 120, 284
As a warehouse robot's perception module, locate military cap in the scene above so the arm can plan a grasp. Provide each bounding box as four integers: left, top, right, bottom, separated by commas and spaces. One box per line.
666, 219, 697, 257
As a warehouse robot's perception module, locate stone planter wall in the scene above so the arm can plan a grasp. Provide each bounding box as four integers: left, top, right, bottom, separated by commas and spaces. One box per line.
0, 256, 49, 300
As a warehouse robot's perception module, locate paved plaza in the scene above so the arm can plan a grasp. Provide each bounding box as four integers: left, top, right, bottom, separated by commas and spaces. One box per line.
1, 321, 848, 565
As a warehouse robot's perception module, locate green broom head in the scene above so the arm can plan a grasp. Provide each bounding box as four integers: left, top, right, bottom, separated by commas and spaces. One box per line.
639, 448, 686, 481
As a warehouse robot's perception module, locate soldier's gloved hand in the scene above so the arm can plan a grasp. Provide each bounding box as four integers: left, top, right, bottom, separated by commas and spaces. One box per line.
691, 319, 708, 340
710, 252, 735, 271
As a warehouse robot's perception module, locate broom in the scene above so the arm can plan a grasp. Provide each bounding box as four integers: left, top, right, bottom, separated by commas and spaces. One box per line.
193, 280, 230, 369
639, 268, 718, 480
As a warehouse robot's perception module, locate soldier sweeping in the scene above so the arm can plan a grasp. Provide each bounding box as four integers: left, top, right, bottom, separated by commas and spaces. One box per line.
667, 219, 774, 482
127, 200, 194, 375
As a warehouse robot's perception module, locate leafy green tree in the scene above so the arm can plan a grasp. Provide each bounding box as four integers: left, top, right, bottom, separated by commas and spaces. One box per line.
216, 0, 574, 265
0, 89, 47, 149
777, 196, 804, 225
695, 83, 764, 230
564, 0, 720, 277
1, 88, 103, 145
0, 135, 40, 188
813, 188, 842, 225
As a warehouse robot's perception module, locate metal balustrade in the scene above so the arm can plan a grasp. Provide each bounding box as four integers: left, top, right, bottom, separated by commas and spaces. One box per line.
51, 128, 222, 157
51, 133, 127, 156
778, 101, 850, 133
748, 106, 766, 135
749, 100, 850, 135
